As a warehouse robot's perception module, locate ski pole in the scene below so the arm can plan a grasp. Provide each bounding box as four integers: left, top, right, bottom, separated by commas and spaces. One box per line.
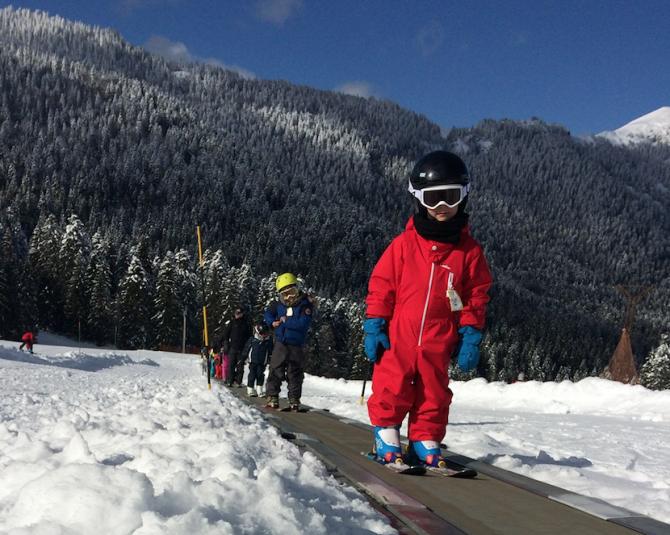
359, 361, 372, 405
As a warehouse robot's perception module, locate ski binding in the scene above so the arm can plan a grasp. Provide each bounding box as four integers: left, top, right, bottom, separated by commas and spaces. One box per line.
362, 452, 426, 475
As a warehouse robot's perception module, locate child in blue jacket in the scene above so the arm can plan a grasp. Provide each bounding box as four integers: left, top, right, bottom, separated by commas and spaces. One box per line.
242, 323, 273, 397
263, 273, 314, 411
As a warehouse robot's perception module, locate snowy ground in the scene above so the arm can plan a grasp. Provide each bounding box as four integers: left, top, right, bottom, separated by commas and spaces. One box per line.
301, 375, 670, 524
0, 341, 394, 535
2, 340, 669, 534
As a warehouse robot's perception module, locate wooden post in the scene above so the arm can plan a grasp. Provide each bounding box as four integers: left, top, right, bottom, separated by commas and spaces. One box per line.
197, 226, 211, 390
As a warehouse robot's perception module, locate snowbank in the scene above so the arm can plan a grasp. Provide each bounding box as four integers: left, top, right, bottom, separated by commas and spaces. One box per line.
0, 342, 394, 534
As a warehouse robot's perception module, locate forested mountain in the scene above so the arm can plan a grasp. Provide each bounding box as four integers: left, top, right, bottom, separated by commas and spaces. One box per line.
0, 7, 668, 384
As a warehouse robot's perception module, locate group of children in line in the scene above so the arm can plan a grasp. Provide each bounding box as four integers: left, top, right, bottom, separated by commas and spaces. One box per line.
202, 321, 273, 397
203, 272, 315, 411
202, 150, 492, 468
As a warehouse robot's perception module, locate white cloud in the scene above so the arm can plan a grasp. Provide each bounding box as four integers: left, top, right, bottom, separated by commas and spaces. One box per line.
144, 35, 193, 63
255, 0, 303, 25
334, 81, 376, 99
416, 20, 445, 56
143, 35, 256, 79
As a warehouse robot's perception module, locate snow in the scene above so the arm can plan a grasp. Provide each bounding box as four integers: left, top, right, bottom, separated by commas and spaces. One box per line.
300, 375, 670, 524
598, 106, 670, 146
0, 341, 394, 535
3, 337, 669, 532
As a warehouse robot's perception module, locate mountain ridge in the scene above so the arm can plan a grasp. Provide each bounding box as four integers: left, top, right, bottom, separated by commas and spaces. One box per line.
598, 106, 670, 146
0, 7, 668, 381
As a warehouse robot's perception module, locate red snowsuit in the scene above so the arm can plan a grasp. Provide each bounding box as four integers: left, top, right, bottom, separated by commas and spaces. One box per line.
214, 353, 223, 380
20, 331, 35, 351
366, 218, 492, 443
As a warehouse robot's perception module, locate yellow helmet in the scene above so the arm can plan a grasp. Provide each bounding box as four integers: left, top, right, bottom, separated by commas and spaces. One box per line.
276, 272, 298, 292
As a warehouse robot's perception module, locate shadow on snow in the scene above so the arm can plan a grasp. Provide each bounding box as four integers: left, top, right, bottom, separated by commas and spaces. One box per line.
482, 449, 593, 469
0, 347, 158, 372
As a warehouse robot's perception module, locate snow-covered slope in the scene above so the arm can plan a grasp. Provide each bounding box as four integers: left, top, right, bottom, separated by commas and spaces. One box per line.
0, 341, 394, 535
3, 337, 670, 530
598, 106, 670, 145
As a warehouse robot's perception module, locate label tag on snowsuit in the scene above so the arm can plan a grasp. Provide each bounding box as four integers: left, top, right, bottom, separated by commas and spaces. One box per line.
286, 307, 294, 317
446, 272, 463, 312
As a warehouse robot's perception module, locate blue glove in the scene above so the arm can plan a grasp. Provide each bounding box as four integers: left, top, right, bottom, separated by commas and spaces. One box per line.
363, 318, 390, 363
455, 326, 482, 372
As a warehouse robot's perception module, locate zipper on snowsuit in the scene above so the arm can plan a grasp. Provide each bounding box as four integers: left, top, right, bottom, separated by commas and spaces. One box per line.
418, 262, 436, 347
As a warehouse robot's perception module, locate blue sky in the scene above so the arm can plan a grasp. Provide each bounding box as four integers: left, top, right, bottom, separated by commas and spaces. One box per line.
4, 0, 670, 135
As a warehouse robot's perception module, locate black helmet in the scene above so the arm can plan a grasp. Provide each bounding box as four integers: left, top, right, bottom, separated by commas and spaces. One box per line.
409, 151, 469, 190
255, 323, 269, 336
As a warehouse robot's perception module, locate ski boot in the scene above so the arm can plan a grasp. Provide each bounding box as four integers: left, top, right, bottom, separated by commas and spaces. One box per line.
247, 387, 257, 397
266, 395, 279, 409
255, 385, 265, 397
373, 426, 403, 464
289, 399, 300, 412
408, 440, 444, 467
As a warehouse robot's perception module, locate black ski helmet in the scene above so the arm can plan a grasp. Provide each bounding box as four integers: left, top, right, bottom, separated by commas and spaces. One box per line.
409, 151, 469, 190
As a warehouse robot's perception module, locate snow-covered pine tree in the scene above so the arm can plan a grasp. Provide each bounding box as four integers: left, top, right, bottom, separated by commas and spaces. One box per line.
86, 232, 113, 345
236, 263, 258, 320
153, 251, 182, 348
309, 321, 342, 377
640, 335, 670, 391
117, 255, 151, 349
254, 272, 278, 321
305, 298, 330, 375
527, 346, 547, 381
0, 225, 21, 338
28, 213, 64, 330
204, 250, 230, 343
16, 260, 38, 336
341, 299, 367, 380
174, 249, 198, 346
0, 254, 9, 338
217, 264, 256, 323
59, 214, 91, 335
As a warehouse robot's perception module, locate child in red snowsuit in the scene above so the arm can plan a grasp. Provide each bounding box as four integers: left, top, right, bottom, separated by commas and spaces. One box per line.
19, 331, 35, 353
364, 151, 492, 466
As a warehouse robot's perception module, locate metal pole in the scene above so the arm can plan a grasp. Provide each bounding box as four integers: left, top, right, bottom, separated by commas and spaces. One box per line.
182, 308, 187, 354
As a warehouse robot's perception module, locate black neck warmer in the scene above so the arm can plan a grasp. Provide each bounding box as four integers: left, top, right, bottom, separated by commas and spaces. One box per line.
413, 206, 469, 244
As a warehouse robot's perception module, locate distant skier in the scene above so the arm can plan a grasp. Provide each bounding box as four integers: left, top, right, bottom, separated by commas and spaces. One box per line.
19, 330, 36, 354
363, 151, 492, 467
221, 307, 252, 387
264, 273, 314, 411
241, 323, 273, 397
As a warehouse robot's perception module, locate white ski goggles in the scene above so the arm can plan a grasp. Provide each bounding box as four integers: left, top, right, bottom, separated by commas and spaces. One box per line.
408, 181, 469, 209
278, 285, 299, 299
